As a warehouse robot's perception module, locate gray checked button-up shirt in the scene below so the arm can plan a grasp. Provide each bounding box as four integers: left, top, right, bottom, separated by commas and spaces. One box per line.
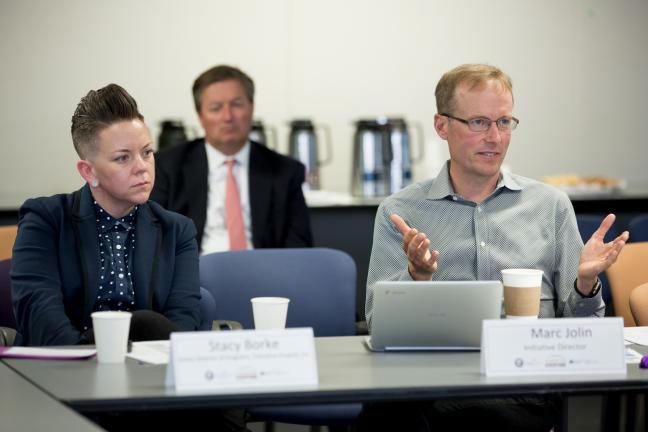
366, 162, 604, 329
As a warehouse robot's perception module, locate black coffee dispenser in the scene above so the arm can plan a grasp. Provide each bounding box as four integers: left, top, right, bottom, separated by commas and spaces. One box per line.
158, 120, 188, 151
249, 119, 277, 148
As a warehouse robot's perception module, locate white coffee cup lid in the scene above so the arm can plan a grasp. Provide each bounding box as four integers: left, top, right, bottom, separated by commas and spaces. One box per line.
251, 297, 290, 304
91, 311, 132, 319
501, 268, 543, 287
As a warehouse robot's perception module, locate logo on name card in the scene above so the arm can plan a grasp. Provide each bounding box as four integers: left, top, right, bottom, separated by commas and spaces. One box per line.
165, 328, 319, 392
481, 317, 626, 377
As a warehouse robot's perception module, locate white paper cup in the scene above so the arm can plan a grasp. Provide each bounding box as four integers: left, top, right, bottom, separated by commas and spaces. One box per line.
501, 269, 543, 319
91, 311, 132, 363
251, 297, 290, 330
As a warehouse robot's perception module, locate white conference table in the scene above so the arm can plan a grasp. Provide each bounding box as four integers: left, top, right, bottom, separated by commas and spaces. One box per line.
3, 335, 648, 418
0, 361, 103, 431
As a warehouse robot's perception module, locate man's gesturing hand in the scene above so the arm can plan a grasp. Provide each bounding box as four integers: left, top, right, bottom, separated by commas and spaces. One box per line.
390, 214, 440, 280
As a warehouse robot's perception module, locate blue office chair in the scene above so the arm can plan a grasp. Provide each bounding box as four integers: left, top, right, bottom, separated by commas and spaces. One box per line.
200, 248, 361, 428
629, 215, 648, 242
576, 214, 618, 304
198, 287, 217, 331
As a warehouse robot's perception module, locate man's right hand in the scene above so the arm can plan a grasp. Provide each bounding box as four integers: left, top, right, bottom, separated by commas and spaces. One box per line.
390, 214, 440, 281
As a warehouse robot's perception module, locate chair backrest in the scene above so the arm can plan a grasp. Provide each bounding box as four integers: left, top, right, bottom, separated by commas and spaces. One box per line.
198, 287, 217, 331
0, 259, 17, 328
576, 214, 618, 304
629, 282, 648, 326
0, 225, 18, 261
200, 248, 356, 336
605, 242, 648, 327
629, 215, 648, 243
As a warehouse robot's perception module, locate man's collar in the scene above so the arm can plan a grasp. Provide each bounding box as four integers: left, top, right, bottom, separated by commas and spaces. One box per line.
426, 160, 522, 201
426, 161, 455, 200
205, 140, 251, 168
498, 168, 523, 191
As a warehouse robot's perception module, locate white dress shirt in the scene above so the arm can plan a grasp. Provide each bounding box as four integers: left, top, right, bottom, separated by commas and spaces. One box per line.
201, 141, 252, 254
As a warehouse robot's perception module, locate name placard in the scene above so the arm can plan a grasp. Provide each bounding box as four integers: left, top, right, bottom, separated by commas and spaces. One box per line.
481, 317, 626, 377
165, 328, 318, 392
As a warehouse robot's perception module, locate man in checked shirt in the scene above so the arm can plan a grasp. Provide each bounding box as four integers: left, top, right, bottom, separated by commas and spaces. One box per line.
361, 64, 629, 432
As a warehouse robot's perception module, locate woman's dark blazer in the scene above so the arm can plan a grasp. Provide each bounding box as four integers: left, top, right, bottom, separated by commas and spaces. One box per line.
11, 184, 201, 346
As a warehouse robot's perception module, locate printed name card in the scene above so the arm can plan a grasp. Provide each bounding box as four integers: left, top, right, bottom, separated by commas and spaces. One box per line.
165, 328, 318, 392
481, 317, 626, 377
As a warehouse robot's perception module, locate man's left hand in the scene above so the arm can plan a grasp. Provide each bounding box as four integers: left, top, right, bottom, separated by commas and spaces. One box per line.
577, 213, 629, 295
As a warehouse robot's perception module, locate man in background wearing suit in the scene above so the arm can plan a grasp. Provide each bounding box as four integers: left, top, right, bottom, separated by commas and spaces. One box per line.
152, 65, 313, 253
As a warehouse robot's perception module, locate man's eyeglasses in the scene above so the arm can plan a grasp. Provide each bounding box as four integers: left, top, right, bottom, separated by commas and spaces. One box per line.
440, 113, 519, 132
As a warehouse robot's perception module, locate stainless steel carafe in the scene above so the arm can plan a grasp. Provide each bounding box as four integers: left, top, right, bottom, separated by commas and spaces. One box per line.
386, 117, 424, 194
249, 119, 277, 149
351, 117, 423, 197
351, 119, 392, 197
288, 119, 331, 190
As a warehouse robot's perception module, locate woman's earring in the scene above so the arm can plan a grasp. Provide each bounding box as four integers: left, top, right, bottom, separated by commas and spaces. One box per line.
91, 179, 99, 187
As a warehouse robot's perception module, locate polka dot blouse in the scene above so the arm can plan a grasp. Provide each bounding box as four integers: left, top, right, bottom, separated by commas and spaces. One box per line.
92, 201, 137, 312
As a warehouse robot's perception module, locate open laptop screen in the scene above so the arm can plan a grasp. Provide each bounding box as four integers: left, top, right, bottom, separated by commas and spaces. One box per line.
367, 280, 503, 351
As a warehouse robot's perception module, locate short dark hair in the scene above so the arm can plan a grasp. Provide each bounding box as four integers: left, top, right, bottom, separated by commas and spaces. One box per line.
71, 83, 144, 158
192, 65, 255, 112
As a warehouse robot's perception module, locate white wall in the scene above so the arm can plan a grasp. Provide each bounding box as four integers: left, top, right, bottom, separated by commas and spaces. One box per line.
1, 0, 647, 208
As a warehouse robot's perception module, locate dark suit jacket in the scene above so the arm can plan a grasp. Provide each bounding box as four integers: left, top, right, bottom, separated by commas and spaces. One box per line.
151, 139, 313, 251
11, 185, 201, 346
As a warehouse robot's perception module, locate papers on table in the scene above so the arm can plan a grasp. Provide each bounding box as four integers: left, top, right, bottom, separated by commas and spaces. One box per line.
0, 341, 169, 364
623, 326, 648, 346
126, 340, 170, 365
623, 327, 648, 364
0, 346, 96, 360
625, 347, 644, 364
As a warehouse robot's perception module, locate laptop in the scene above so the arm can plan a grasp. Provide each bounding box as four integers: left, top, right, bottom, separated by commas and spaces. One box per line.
366, 280, 503, 351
